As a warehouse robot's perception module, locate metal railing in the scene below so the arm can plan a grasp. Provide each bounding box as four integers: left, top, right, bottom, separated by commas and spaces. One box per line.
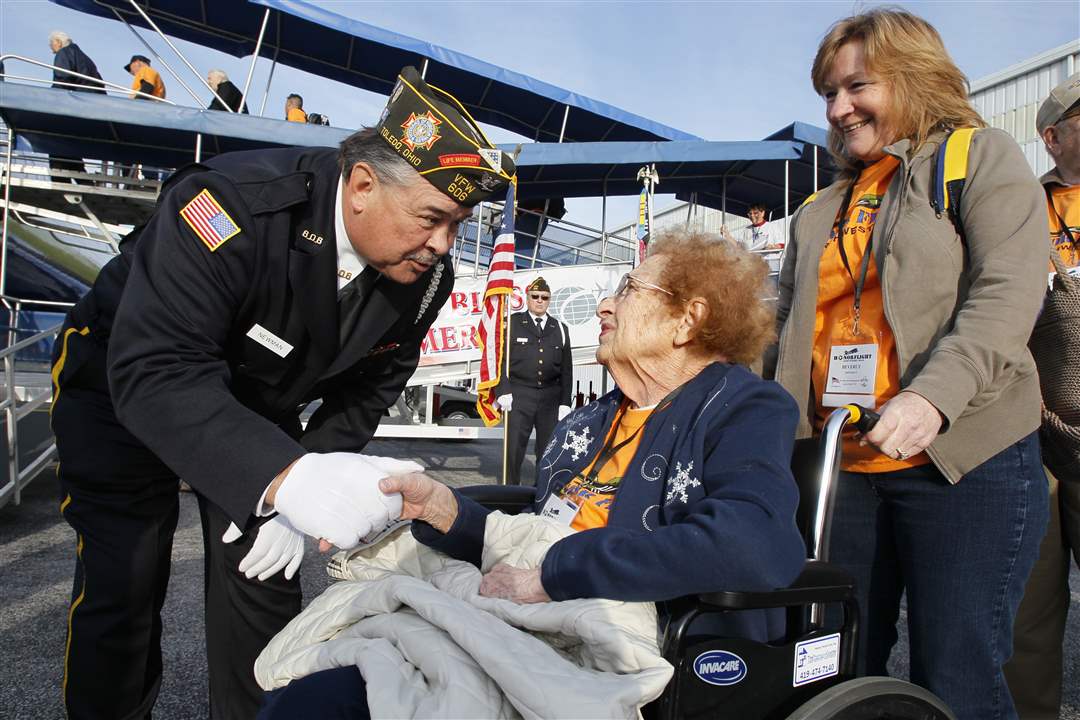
0, 318, 63, 509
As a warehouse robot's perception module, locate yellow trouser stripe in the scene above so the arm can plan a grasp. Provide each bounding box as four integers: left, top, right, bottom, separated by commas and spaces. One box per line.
61, 495, 85, 709
50, 327, 90, 411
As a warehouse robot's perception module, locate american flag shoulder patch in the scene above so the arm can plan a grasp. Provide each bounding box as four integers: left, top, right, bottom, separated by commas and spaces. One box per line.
179, 189, 241, 252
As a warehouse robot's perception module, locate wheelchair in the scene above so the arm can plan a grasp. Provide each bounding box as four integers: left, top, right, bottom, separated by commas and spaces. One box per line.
461, 404, 956, 720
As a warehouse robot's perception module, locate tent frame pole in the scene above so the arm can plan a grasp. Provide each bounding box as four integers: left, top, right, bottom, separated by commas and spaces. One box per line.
0, 126, 14, 297
240, 8, 271, 112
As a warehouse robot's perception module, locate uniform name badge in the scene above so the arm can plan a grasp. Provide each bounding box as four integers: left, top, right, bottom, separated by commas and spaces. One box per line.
822, 342, 878, 407
539, 493, 580, 527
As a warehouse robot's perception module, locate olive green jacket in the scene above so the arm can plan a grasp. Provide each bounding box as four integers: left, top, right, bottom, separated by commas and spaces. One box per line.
764, 128, 1049, 483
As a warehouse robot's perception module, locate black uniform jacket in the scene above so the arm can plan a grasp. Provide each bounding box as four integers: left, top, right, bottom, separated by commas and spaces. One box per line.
70, 146, 452, 524
495, 311, 573, 406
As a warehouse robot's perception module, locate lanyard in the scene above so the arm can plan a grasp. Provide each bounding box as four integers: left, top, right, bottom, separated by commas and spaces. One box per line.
834, 179, 876, 335
1047, 187, 1077, 248
556, 383, 685, 496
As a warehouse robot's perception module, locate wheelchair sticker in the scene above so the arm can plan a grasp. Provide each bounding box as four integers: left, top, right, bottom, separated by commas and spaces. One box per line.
693, 650, 747, 686
793, 633, 840, 687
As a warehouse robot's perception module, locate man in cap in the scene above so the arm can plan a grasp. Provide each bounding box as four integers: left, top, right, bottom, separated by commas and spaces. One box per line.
51, 65, 514, 720
495, 277, 573, 484
1004, 71, 1080, 720
124, 54, 165, 100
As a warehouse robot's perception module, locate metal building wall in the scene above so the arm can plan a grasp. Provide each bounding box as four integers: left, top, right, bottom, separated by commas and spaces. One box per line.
970, 40, 1080, 176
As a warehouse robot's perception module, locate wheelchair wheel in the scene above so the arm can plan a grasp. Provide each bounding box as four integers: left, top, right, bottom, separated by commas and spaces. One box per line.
785, 677, 955, 720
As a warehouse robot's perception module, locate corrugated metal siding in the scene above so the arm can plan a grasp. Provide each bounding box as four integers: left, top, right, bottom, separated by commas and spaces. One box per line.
970, 46, 1079, 176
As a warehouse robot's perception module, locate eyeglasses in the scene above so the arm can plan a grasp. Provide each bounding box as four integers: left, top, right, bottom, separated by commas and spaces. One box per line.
612, 273, 674, 299
529, 293, 550, 301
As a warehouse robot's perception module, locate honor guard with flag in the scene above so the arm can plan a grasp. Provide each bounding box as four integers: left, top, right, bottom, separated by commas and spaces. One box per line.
50, 66, 514, 720
493, 276, 574, 485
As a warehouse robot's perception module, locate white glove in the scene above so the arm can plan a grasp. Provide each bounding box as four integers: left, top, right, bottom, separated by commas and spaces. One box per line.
360, 455, 425, 476
558, 405, 572, 421
496, 394, 513, 412
273, 452, 405, 550
222, 516, 305, 581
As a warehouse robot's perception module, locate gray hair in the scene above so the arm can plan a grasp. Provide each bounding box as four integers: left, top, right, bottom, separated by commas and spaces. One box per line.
338, 127, 418, 187
49, 31, 71, 47
207, 69, 228, 89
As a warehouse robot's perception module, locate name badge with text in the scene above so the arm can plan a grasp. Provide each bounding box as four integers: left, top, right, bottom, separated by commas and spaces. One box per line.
540, 494, 580, 527
822, 342, 877, 407
246, 323, 293, 358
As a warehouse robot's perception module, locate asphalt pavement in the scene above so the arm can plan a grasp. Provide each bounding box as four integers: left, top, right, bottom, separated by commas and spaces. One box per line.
1, 437, 1077, 719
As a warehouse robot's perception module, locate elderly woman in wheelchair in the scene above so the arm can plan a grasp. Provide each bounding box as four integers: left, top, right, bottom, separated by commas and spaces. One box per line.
256, 230, 954, 719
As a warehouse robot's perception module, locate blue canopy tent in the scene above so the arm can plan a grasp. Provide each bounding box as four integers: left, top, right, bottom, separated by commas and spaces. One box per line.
49, 0, 700, 144
1, 83, 830, 218
511, 126, 833, 217
0, 82, 350, 169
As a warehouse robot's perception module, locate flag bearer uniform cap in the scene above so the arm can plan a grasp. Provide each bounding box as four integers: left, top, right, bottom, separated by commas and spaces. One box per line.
375, 66, 515, 206
527, 277, 550, 293
1037, 72, 1080, 134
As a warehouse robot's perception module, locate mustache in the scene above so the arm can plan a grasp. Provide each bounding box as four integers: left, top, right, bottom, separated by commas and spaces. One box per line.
405, 251, 441, 266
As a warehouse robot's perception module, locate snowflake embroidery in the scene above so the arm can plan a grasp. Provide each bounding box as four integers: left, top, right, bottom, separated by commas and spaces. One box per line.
664, 461, 701, 505
562, 427, 592, 461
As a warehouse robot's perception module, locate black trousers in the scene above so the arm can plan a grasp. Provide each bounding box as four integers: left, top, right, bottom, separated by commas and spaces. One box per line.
52, 326, 301, 720
505, 383, 561, 485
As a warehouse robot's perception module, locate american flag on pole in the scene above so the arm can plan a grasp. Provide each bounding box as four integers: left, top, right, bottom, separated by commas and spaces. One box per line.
475, 181, 516, 426
180, 189, 241, 252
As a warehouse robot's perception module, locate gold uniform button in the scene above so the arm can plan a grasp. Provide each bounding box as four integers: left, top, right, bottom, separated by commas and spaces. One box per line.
539, 348, 544, 353
539, 359, 543, 364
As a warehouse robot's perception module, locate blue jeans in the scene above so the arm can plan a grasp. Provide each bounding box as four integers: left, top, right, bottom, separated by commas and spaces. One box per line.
829, 432, 1048, 720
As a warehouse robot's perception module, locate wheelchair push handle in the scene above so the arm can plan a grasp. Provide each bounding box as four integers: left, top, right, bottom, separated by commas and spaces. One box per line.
842, 404, 880, 435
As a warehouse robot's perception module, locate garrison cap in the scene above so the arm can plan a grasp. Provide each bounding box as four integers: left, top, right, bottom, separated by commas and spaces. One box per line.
1037, 72, 1080, 134
375, 66, 515, 206
527, 277, 550, 294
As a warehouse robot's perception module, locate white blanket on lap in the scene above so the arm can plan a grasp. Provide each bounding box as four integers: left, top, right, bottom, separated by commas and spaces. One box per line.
255, 511, 674, 719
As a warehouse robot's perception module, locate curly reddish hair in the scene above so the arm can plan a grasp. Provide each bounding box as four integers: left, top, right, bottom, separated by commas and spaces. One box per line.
648, 230, 776, 365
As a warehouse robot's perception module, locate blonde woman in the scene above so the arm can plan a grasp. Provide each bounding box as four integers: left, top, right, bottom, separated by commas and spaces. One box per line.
766, 9, 1049, 720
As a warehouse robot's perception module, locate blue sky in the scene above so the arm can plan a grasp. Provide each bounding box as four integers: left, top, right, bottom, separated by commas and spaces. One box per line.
2, 0, 1078, 225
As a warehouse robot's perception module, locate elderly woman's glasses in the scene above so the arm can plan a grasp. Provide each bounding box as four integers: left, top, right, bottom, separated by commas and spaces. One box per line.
613, 273, 674, 299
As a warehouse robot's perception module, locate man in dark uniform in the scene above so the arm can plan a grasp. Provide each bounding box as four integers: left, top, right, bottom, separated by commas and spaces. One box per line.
51, 66, 515, 720
495, 277, 573, 485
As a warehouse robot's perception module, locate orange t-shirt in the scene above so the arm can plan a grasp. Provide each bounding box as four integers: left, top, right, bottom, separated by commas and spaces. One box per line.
287, 107, 308, 123
558, 402, 651, 531
811, 155, 929, 473
1047, 184, 1080, 270
130, 65, 165, 99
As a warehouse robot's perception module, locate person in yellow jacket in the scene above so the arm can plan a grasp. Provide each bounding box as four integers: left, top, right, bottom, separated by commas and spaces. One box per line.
285, 93, 307, 122
123, 54, 165, 100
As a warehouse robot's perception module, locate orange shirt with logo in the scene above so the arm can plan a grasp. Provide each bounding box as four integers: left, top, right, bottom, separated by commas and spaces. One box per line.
1047, 184, 1080, 269
558, 402, 651, 531
811, 155, 929, 472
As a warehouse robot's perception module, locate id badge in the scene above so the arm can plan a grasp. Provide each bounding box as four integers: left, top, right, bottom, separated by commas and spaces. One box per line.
539, 493, 580, 527
822, 315, 879, 408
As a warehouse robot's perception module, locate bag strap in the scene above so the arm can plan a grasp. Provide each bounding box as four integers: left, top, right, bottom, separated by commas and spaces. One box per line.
932, 128, 978, 242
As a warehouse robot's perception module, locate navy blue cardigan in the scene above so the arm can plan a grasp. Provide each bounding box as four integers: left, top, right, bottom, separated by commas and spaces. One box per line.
414, 363, 806, 639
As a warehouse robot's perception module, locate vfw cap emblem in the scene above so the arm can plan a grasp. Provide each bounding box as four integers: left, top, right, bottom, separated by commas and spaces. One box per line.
400, 111, 443, 152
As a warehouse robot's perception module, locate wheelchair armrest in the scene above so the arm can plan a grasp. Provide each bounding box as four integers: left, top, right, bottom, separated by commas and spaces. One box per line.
458, 485, 536, 514
695, 560, 854, 610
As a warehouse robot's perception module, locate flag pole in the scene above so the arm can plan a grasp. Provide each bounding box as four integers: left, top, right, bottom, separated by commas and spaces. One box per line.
499, 175, 519, 486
